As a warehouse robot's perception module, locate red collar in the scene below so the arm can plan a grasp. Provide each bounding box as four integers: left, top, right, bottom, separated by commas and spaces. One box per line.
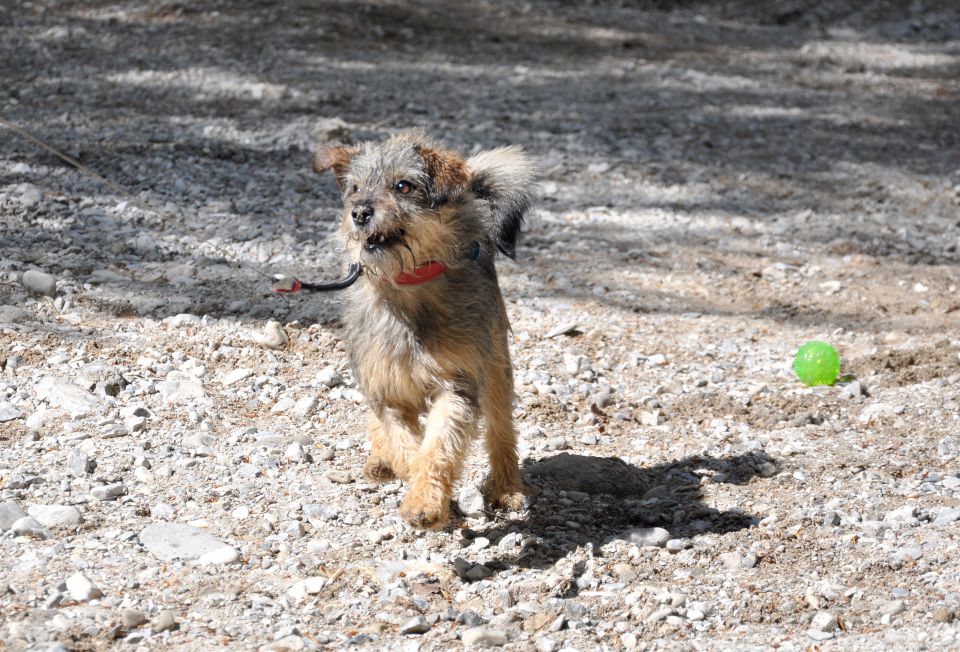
391, 261, 448, 285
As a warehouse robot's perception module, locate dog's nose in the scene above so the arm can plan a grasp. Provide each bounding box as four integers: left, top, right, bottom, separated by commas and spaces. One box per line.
352, 203, 374, 226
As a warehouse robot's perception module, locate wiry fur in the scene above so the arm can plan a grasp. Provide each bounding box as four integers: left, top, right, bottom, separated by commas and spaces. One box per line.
468, 146, 536, 259
313, 131, 535, 530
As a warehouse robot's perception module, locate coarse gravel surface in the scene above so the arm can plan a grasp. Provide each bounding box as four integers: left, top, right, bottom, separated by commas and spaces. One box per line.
2, 1, 960, 650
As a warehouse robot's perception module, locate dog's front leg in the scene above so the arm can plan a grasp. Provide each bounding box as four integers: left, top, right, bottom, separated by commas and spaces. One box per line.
400, 389, 476, 530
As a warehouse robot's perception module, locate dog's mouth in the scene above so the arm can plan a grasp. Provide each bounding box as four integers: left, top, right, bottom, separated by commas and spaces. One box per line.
363, 229, 405, 253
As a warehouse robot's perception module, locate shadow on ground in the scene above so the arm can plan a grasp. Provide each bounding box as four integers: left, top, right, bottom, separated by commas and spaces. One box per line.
470, 451, 775, 577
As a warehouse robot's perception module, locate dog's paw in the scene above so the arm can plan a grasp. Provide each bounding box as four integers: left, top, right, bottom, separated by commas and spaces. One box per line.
363, 457, 396, 482
483, 480, 539, 512
400, 494, 449, 530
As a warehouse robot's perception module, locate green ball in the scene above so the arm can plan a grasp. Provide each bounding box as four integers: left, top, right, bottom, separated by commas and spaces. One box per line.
793, 341, 841, 386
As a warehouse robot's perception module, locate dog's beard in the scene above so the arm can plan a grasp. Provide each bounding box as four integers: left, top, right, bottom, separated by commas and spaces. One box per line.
346, 225, 425, 280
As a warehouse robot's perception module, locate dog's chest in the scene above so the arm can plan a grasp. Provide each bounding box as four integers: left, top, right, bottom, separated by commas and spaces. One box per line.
344, 297, 441, 406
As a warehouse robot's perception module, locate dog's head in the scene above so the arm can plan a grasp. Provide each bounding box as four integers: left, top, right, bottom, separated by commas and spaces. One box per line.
314, 130, 470, 282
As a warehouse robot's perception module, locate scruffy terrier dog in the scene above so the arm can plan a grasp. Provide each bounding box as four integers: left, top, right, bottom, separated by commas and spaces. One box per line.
314, 130, 535, 530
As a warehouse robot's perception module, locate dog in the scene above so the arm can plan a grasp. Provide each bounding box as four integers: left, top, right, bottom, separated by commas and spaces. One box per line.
313, 130, 535, 530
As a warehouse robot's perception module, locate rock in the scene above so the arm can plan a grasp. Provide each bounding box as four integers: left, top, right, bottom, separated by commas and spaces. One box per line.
615, 527, 670, 548
326, 471, 353, 484
880, 600, 906, 616
11, 516, 50, 538
197, 546, 241, 566
288, 577, 327, 603
158, 372, 206, 403
254, 320, 288, 350
67, 449, 94, 476
36, 376, 101, 417
932, 607, 955, 623
139, 523, 233, 561
810, 610, 838, 632
291, 395, 318, 417
121, 608, 147, 629
27, 504, 82, 528
152, 610, 177, 633
665, 538, 690, 552
465, 564, 494, 582
285, 442, 306, 462
87, 269, 129, 284
18, 184, 43, 207
91, 483, 127, 501
933, 508, 960, 526
544, 322, 580, 338
398, 615, 431, 634
316, 366, 343, 388
77, 362, 126, 396
884, 505, 918, 523
0, 501, 27, 531
22, 270, 57, 297
534, 637, 558, 652
66, 572, 103, 601
458, 484, 486, 518
221, 368, 254, 386
0, 402, 22, 422
461, 627, 508, 647
0, 305, 31, 324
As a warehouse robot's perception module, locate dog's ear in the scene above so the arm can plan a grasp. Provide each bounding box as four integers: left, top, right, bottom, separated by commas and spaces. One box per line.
416, 145, 469, 205
314, 144, 359, 190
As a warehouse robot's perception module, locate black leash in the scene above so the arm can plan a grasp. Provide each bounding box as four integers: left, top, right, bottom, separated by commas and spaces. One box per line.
271, 262, 363, 293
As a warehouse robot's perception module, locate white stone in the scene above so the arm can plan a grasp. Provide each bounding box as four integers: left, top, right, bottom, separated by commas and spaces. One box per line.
197, 546, 241, 566
36, 376, 101, 417
461, 627, 508, 647
221, 368, 254, 386
253, 320, 288, 350
139, 523, 231, 561
27, 504, 82, 528
615, 527, 671, 547
158, 372, 206, 403
288, 577, 327, 603
291, 395, 318, 417
0, 402, 22, 422
22, 269, 57, 296
316, 366, 343, 388
66, 572, 103, 601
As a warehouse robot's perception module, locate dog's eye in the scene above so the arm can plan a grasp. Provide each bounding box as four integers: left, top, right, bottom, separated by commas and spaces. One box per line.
395, 180, 413, 195
352, 184, 360, 193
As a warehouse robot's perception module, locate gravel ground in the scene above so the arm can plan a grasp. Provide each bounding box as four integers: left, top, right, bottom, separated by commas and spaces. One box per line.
2, 1, 960, 650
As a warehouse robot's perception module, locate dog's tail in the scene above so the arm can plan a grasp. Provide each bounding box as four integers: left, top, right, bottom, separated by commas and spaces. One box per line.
467, 146, 536, 259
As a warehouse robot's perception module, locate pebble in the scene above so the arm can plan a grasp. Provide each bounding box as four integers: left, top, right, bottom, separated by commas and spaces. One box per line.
22, 269, 57, 297
291, 395, 318, 417
534, 638, 558, 652
158, 375, 207, 403
27, 504, 82, 528
0, 501, 27, 531
458, 484, 486, 518
152, 610, 177, 633
933, 607, 955, 623
91, 483, 127, 501
810, 610, 839, 632
934, 508, 960, 526
36, 376, 101, 417
121, 608, 147, 629
254, 320, 288, 350
398, 615, 432, 635
67, 449, 94, 476
197, 545, 241, 566
139, 523, 233, 561
221, 368, 254, 386
544, 322, 579, 338
66, 572, 103, 601
316, 366, 343, 388
461, 627, 508, 647
326, 470, 353, 484
285, 442, 306, 462
288, 577, 327, 603
0, 402, 22, 422
615, 527, 671, 547
881, 600, 906, 615
11, 516, 50, 538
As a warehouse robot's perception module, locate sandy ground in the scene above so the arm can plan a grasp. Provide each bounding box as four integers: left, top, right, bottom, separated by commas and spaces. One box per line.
2, 1, 960, 650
